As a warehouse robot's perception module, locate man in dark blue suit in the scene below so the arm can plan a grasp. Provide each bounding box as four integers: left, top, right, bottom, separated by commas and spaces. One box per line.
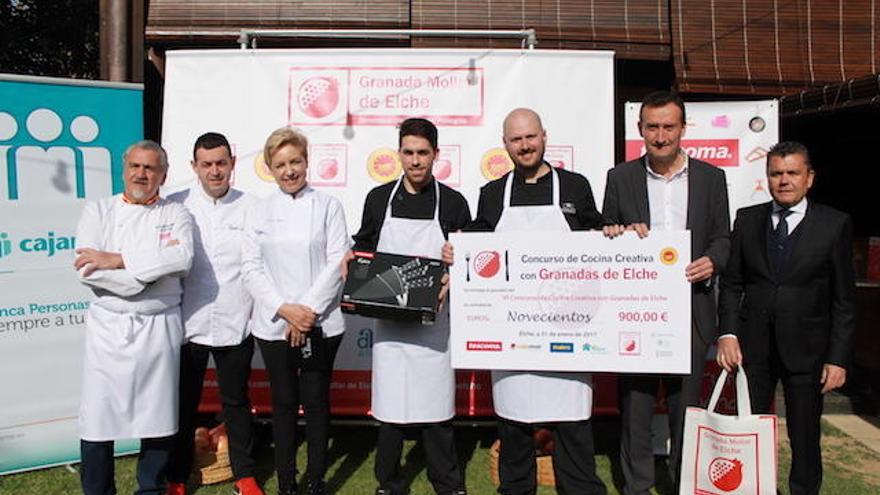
716, 141, 856, 495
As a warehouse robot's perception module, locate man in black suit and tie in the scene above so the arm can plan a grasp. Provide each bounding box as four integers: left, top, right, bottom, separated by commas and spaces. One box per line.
716, 141, 855, 495
602, 91, 731, 495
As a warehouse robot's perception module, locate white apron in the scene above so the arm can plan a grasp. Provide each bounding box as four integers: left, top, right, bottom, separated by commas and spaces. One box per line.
371, 178, 455, 423
491, 168, 594, 423
77, 197, 191, 441
80, 304, 183, 441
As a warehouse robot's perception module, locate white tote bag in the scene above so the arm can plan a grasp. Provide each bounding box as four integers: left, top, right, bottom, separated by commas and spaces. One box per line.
679, 368, 777, 495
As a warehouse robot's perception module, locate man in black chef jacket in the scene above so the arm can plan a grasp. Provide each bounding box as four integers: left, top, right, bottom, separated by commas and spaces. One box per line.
470, 108, 607, 495
353, 118, 470, 495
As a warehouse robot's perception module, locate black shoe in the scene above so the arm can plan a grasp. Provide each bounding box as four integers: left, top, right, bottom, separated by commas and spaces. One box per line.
308, 479, 327, 495
279, 481, 298, 495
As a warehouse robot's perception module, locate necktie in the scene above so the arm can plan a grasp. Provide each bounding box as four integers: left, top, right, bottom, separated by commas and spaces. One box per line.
774, 209, 792, 266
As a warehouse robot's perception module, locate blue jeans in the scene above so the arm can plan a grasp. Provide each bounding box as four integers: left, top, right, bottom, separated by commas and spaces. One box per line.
80, 436, 173, 495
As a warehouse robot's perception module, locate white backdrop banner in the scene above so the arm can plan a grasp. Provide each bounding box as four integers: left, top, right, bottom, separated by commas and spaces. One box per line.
161, 48, 616, 416
624, 100, 779, 218
162, 48, 615, 226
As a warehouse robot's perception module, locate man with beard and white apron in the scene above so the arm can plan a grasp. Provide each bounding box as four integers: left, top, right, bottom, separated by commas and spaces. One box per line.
469, 109, 606, 495
73, 141, 193, 495
351, 119, 470, 495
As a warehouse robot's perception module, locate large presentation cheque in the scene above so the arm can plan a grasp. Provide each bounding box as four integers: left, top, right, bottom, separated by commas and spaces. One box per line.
449, 231, 692, 373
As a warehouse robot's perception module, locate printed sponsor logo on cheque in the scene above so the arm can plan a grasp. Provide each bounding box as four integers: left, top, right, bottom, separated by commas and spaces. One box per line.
467, 341, 502, 351
549, 342, 574, 353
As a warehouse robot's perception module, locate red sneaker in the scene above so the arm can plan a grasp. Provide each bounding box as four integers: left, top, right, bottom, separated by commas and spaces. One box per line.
165, 482, 186, 495
233, 477, 265, 495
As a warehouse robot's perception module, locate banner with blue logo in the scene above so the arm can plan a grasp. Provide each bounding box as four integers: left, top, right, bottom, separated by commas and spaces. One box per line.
0, 74, 142, 475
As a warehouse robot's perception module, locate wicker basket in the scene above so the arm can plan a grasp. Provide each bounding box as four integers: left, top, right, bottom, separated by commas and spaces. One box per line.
488, 440, 556, 487
190, 442, 233, 485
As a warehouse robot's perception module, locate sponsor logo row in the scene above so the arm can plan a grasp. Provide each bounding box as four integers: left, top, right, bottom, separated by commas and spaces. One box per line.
465, 336, 640, 356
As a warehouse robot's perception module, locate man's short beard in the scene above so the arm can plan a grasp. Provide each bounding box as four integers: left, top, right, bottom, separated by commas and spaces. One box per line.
515, 153, 544, 168
127, 188, 153, 200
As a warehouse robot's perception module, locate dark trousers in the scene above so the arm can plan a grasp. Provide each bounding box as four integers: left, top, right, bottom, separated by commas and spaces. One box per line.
497, 418, 606, 495
81, 436, 173, 495
375, 421, 465, 495
745, 358, 824, 495
301, 333, 343, 481
167, 336, 256, 483
619, 330, 708, 495
257, 333, 343, 491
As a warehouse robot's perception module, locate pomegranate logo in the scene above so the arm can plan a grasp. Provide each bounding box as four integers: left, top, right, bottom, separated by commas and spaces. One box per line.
659, 247, 678, 265
297, 77, 340, 119
473, 251, 501, 278
619, 332, 641, 356
434, 159, 452, 181
317, 157, 338, 180
480, 148, 513, 180
708, 457, 743, 491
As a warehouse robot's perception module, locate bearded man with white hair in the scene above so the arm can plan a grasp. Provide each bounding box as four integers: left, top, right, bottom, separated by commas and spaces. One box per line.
74, 140, 193, 495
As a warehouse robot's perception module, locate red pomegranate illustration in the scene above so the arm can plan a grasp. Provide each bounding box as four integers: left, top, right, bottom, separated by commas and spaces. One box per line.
298, 77, 339, 118
709, 457, 743, 491
434, 159, 452, 180
624, 340, 637, 352
473, 251, 501, 278
552, 160, 566, 168
318, 158, 338, 180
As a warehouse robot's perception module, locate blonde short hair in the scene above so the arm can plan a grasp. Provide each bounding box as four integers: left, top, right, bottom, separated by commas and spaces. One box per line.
263, 127, 308, 165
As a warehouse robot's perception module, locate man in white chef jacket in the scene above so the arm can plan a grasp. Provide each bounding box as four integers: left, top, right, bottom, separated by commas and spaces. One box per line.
165, 133, 262, 495
74, 140, 193, 495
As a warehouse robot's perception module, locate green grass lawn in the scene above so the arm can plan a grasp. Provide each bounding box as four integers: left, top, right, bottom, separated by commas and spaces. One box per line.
1, 419, 878, 494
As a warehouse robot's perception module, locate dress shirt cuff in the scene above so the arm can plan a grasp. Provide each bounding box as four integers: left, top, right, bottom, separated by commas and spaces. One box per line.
717, 333, 738, 341
268, 295, 285, 321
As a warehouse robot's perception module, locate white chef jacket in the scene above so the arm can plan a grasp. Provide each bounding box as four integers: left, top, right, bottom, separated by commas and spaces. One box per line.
76, 195, 193, 440
241, 185, 350, 341
169, 185, 256, 347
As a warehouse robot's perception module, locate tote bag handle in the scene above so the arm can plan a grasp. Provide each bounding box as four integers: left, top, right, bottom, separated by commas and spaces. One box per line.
706, 368, 752, 418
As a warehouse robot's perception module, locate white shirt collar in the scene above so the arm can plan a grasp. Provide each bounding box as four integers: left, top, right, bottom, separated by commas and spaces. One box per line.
645, 152, 689, 181
193, 183, 234, 205
274, 183, 312, 200
772, 197, 808, 215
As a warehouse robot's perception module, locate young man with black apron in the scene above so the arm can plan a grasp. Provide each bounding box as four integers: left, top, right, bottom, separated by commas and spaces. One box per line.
469, 108, 607, 495
352, 118, 470, 495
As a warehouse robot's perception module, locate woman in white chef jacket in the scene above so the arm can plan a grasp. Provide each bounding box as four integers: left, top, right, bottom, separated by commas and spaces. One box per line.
241, 127, 350, 495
